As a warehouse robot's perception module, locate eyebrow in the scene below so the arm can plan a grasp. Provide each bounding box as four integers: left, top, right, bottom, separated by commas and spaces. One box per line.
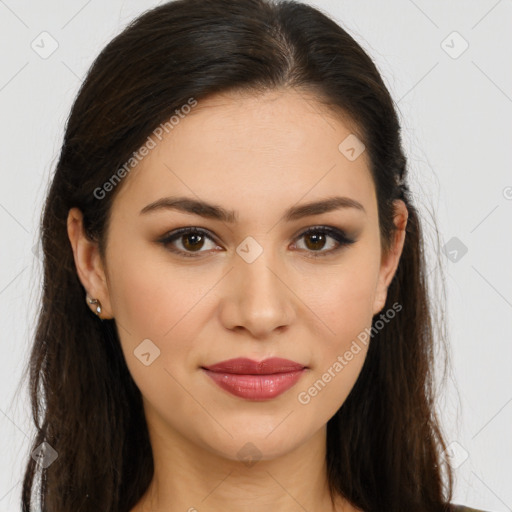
139, 195, 366, 222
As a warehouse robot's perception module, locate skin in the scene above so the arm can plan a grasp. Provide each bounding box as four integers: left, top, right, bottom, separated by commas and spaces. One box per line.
67, 88, 408, 512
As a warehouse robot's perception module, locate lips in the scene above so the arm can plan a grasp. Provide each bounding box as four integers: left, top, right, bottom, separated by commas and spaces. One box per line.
201, 357, 307, 400
202, 357, 305, 374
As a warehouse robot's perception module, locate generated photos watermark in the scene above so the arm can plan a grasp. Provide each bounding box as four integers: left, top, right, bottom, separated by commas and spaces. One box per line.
297, 301, 402, 405
93, 97, 198, 200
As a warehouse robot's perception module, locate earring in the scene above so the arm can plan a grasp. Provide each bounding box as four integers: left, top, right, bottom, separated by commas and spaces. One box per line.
86, 294, 102, 317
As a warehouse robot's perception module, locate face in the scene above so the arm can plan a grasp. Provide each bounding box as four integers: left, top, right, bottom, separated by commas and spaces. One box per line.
68, 88, 407, 463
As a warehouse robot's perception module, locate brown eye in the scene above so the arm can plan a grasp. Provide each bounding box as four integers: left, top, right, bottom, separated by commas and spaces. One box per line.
181, 232, 206, 251
159, 225, 356, 259
159, 227, 219, 257
293, 226, 356, 258
303, 232, 328, 251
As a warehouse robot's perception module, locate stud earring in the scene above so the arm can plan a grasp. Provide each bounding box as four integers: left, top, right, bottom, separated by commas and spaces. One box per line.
86, 294, 102, 317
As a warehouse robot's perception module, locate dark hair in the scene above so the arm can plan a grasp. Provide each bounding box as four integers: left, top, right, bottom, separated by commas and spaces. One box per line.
21, 0, 455, 510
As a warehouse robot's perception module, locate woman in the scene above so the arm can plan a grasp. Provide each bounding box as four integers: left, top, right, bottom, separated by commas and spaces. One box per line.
20, 0, 489, 511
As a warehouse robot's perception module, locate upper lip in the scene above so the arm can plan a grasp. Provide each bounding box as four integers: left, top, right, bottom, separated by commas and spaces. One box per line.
202, 357, 306, 374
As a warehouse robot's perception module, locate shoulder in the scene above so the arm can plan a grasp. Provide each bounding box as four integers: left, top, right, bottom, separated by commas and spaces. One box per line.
451, 504, 492, 512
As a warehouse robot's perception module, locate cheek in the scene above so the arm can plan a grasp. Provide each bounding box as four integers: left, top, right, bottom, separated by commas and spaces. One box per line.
303, 253, 379, 346
108, 240, 213, 340
108, 254, 206, 426
293, 255, 377, 414
295, 281, 372, 422
295, 343, 368, 425
105, 244, 195, 380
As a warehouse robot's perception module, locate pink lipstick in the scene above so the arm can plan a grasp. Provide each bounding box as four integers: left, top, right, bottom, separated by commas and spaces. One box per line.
201, 357, 306, 400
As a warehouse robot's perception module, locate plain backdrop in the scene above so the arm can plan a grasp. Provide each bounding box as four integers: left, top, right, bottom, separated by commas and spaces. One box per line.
1, 1, 511, 510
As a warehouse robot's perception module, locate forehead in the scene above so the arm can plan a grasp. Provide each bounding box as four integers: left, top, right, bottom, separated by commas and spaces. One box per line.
113, 88, 375, 220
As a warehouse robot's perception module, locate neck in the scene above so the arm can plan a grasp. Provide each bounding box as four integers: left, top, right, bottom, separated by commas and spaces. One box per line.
132, 405, 351, 512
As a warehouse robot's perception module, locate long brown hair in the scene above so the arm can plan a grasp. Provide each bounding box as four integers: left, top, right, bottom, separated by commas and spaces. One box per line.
21, 0, 455, 510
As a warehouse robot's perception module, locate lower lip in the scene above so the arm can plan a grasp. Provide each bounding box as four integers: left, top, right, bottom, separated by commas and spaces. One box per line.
202, 369, 306, 400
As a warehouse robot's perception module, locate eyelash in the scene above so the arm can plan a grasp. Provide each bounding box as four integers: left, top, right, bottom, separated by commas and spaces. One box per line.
158, 226, 356, 259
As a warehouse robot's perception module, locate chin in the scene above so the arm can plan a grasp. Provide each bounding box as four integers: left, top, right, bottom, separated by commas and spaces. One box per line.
195, 425, 306, 463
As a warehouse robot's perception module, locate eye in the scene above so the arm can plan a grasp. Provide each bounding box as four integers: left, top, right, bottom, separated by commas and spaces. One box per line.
292, 226, 356, 258
158, 225, 356, 258
158, 227, 220, 258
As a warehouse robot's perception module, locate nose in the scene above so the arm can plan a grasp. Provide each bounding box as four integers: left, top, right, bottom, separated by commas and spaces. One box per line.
218, 250, 296, 339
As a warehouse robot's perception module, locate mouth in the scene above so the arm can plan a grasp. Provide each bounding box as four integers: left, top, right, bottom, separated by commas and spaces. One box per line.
201, 357, 307, 401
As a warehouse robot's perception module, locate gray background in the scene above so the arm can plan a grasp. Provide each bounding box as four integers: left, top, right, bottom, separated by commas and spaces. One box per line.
1, 0, 511, 510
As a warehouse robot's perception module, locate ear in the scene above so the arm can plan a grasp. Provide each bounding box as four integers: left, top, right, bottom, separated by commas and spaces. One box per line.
372, 199, 408, 315
67, 207, 114, 319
